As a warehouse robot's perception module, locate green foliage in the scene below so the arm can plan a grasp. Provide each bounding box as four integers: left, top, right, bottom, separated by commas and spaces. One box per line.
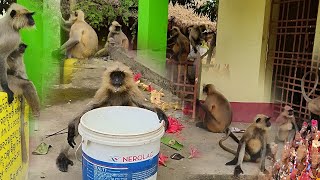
169, 0, 219, 22
74, 0, 138, 31
195, 0, 219, 21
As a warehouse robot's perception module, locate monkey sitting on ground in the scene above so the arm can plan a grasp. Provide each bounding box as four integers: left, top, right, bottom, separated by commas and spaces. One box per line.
95, 21, 129, 57
188, 24, 207, 54
225, 114, 272, 177
301, 70, 320, 120
56, 61, 169, 172
53, 10, 98, 59
196, 84, 233, 133
4, 43, 40, 118
196, 84, 240, 145
0, 3, 35, 103
275, 105, 298, 142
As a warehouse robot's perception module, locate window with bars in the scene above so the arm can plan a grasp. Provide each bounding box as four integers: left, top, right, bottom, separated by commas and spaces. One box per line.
269, 0, 319, 126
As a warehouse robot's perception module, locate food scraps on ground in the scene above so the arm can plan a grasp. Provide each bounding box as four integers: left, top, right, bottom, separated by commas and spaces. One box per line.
188, 145, 201, 159
170, 153, 185, 160
166, 116, 184, 134
159, 153, 169, 167
161, 137, 184, 151
183, 103, 193, 115
133, 73, 142, 82
32, 142, 52, 155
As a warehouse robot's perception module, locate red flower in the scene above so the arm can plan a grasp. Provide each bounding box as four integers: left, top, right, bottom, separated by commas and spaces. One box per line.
183, 103, 193, 115
302, 121, 308, 127
147, 85, 154, 92
158, 153, 168, 167
133, 73, 142, 82
166, 116, 184, 134
188, 145, 201, 159
299, 171, 310, 180
312, 119, 318, 127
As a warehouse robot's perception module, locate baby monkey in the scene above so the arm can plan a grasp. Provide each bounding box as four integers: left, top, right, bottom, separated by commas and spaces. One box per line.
5, 43, 40, 118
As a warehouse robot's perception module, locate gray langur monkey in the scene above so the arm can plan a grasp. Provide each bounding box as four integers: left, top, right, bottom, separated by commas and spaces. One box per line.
53, 10, 98, 59
225, 114, 272, 177
7, 43, 28, 79
56, 61, 169, 172
188, 24, 207, 54
0, 3, 35, 103
4, 43, 40, 118
94, 21, 129, 57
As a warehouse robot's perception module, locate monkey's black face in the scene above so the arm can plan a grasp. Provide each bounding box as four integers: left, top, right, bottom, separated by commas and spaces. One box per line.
26, 12, 35, 26
115, 26, 121, 32
203, 85, 209, 94
288, 109, 293, 116
266, 118, 271, 127
256, 117, 271, 127
110, 71, 125, 88
19, 43, 27, 54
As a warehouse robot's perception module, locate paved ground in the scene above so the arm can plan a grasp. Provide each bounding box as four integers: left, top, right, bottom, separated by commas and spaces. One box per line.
27, 57, 278, 180
28, 97, 277, 180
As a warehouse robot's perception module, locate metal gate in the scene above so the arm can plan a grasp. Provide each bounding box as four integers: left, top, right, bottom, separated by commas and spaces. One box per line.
269, 0, 319, 125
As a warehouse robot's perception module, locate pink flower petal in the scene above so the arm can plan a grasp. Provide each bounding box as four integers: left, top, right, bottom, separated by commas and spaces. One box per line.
133, 73, 142, 82
158, 153, 168, 167
312, 119, 318, 127
188, 145, 201, 159
147, 85, 154, 92
166, 116, 184, 134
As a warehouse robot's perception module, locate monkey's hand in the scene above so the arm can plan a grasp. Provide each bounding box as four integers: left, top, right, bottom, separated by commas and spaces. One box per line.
2, 83, 14, 104
234, 165, 244, 177
262, 168, 269, 175
56, 152, 74, 172
67, 123, 76, 148
193, 47, 198, 54
51, 49, 65, 59
155, 107, 169, 131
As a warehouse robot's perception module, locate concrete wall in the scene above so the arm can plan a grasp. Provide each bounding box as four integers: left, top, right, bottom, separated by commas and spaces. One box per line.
200, 0, 272, 103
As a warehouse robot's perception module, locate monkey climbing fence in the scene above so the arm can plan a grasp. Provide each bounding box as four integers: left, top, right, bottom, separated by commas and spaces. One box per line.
167, 58, 201, 119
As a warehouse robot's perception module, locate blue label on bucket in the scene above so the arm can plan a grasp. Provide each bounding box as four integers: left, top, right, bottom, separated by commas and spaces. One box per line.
82, 152, 159, 180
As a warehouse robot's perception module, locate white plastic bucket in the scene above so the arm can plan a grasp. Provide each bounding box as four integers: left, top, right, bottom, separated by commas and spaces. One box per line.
78, 106, 165, 180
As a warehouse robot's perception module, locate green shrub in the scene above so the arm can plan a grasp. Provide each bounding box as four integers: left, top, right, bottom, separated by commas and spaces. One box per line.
74, 0, 138, 31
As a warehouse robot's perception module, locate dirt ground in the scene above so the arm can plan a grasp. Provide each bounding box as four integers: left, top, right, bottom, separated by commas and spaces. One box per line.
27, 97, 278, 180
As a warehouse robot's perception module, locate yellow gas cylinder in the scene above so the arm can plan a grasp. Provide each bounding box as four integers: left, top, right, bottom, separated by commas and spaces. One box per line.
63, 58, 80, 84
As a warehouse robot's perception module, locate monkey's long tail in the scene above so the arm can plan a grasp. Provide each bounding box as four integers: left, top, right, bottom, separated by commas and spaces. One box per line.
219, 128, 251, 161
301, 70, 318, 102
219, 128, 237, 156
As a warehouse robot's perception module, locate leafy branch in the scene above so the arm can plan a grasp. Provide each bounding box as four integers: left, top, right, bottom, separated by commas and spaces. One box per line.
74, 0, 138, 31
